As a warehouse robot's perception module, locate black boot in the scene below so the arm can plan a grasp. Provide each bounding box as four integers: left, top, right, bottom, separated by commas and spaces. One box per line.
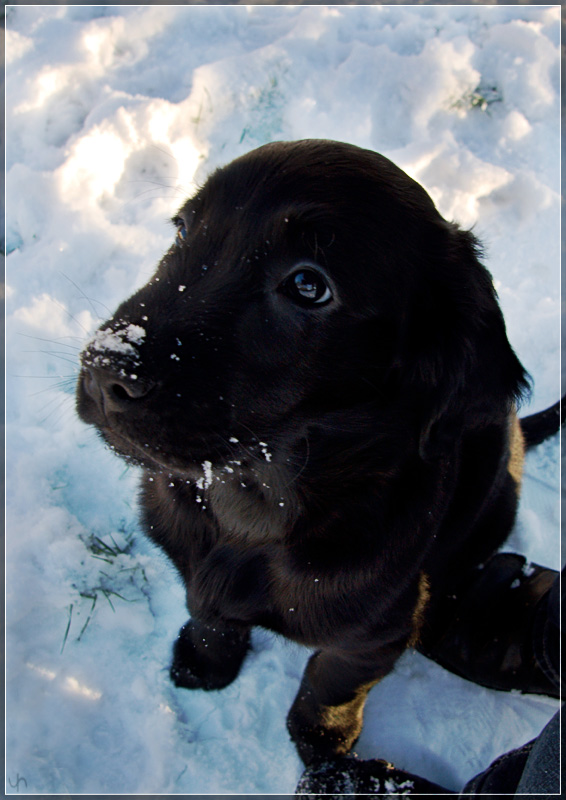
417, 553, 559, 698
295, 756, 453, 796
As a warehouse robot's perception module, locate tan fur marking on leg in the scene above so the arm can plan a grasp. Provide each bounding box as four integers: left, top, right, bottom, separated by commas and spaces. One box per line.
508, 411, 525, 493
319, 680, 379, 754
409, 571, 430, 647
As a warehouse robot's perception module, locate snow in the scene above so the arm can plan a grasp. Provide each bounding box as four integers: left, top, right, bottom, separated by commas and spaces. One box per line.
5, 4, 560, 795
384, 778, 414, 794
85, 323, 146, 364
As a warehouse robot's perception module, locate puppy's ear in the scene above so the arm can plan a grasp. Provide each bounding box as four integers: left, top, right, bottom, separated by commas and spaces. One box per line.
403, 224, 529, 461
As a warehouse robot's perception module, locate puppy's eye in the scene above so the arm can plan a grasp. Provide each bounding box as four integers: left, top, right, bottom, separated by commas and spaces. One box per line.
281, 268, 333, 307
174, 218, 188, 245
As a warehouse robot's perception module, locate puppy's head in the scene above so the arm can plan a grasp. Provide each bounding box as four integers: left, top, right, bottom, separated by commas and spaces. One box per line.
76, 140, 527, 477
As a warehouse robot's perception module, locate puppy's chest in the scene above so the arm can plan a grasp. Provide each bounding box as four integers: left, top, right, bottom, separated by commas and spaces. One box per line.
206, 475, 297, 544
191, 482, 371, 642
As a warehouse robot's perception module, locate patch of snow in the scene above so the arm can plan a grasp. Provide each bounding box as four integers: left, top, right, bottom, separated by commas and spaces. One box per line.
202, 460, 214, 490
6, 4, 560, 796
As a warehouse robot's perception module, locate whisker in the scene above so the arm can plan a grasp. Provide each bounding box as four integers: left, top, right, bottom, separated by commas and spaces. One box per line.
283, 435, 310, 489
11, 374, 76, 380
122, 185, 188, 206
125, 177, 179, 187
38, 395, 75, 427
59, 272, 111, 320
230, 420, 277, 469
49, 296, 92, 336
148, 142, 179, 163
21, 349, 80, 366
17, 332, 82, 350
28, 381, 76, 398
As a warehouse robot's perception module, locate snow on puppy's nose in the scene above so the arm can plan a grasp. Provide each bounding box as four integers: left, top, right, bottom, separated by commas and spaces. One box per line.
82, 322, 146, 370
80, 322, 154, 412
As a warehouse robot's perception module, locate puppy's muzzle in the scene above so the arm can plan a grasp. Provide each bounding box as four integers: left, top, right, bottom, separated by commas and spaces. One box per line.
79, 321, 156, 416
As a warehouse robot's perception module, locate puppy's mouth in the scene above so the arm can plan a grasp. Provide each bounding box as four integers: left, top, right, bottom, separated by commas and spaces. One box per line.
95, 423, 214, 474
93, 418, 277, 483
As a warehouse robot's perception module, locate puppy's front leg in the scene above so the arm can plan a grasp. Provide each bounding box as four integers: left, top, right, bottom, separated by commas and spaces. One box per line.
287, 638, 408, 765
171, 617, 250, 691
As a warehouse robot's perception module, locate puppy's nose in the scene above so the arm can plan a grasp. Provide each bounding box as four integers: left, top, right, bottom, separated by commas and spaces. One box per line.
83, 366, 155, 413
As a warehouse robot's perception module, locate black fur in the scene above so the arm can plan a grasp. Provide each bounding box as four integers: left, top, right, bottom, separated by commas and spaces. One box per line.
77, 139, 542, 764
520, 399, 562, 447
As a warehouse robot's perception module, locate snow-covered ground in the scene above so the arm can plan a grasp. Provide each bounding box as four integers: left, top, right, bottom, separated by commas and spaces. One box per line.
5, 5, 560, 795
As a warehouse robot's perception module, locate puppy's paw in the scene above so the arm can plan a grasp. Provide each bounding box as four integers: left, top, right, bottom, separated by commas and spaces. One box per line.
170, 619, 250, 691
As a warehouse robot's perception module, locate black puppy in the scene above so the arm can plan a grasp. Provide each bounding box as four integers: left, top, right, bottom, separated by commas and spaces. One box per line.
77, 139, 548, 765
